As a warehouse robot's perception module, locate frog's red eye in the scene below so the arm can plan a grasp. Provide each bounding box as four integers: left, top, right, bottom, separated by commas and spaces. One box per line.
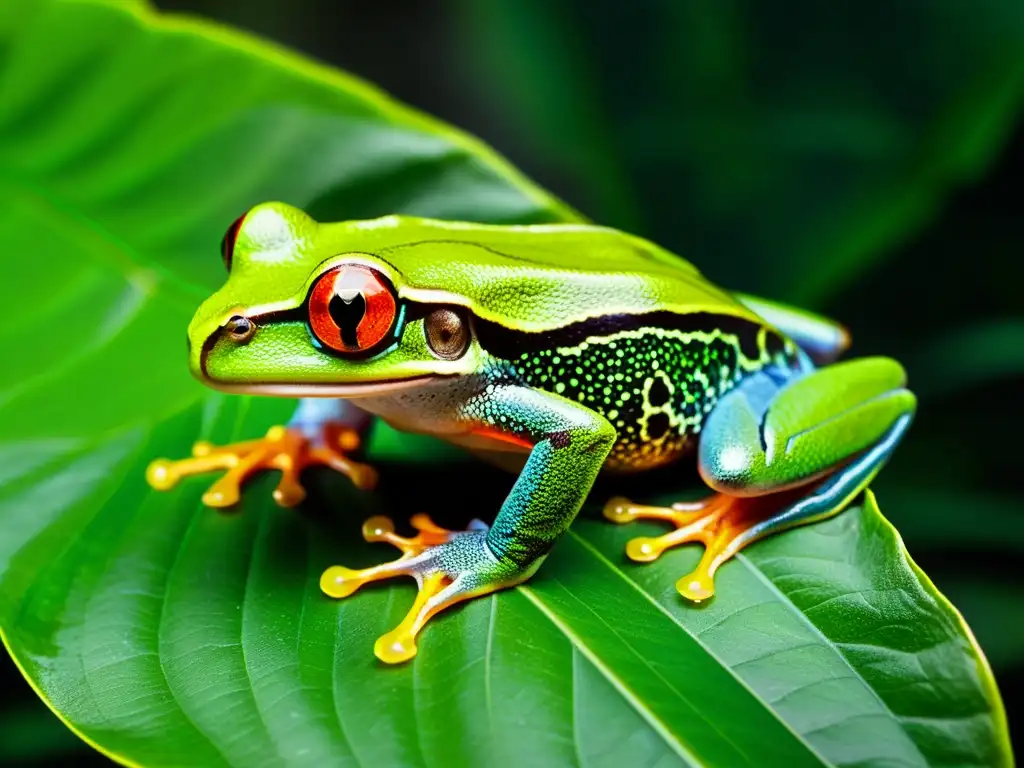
220, 213, 246, 271
308, 265, 398, 354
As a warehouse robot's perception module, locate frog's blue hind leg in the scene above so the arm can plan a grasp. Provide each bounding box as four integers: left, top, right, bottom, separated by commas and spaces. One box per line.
605, 357, 915, 602
146, 397, 376, 508
320, 385, 616, 664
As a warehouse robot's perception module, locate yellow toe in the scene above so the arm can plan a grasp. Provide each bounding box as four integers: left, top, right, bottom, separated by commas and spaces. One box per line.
676, 570, 715, 603
374, 630, 418, 664
603, 496, 636, 524
201, 487, 239, 508
272, 484, 306, 507
625, 537, 662, 562
145, 460, 176, 490
320, 566, 365, 598
362, 516, 395, 542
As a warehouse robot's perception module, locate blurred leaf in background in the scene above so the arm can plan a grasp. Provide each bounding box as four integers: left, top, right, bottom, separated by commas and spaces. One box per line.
455, 0, 1024, 304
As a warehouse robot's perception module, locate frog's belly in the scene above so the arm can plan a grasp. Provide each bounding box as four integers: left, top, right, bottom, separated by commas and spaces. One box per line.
604, 433, 696, 473
362, 381, 699, 474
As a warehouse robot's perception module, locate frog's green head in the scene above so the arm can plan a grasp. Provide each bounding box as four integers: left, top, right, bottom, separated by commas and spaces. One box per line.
188, 202, 482, 397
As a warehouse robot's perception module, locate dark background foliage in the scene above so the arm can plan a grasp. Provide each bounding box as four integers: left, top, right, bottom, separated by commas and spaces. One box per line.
2, 0, 1021, 764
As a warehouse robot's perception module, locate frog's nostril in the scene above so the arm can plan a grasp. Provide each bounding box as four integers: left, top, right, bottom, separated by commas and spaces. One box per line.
225, 315, 256, 344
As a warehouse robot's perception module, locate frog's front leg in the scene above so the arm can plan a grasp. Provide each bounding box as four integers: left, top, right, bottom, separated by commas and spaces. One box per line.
320, 386, 615, 664
146, 398, 377, 508
606, 357, 916, 601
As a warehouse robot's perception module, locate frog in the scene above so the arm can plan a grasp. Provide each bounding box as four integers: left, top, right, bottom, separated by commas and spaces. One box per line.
147, 202, 916, 665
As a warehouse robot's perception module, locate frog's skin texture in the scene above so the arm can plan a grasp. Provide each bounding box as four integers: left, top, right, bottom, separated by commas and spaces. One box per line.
148, 202, 916, 664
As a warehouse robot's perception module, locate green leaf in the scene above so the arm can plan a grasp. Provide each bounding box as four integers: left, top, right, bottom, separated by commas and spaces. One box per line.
0, 1, 1011, 767
457, 0, 1024, 304
869, 483, 1024, 674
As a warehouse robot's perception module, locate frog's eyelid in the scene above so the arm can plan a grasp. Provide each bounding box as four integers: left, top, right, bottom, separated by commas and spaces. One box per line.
220, 212, 247, 271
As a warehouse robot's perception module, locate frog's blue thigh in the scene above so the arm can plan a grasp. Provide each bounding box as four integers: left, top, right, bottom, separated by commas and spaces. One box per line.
288, 397, 372, 439
697, 357, 916, 543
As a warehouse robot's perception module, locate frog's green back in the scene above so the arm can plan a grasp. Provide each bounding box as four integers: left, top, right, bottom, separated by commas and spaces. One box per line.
316, 215, 763, 332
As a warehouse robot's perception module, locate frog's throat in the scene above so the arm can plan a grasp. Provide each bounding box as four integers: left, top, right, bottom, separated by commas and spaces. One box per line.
203, 375, 444, 399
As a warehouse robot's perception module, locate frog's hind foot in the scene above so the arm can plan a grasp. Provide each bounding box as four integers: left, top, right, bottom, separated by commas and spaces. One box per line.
603, 494, 763, 602
146, 423, 377, 508
321, 514, 527, 665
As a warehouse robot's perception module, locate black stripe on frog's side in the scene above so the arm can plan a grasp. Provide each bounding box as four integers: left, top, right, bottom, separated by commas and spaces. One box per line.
476, 310, 798, 472
474, 310, 773, 361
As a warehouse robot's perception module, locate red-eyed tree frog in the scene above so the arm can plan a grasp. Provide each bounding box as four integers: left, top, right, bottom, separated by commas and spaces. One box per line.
148, 203, 915, 664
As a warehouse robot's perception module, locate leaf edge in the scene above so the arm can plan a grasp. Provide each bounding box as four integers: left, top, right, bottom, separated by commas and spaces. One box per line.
61, 0, 587, 227
863, 488, 1015, 768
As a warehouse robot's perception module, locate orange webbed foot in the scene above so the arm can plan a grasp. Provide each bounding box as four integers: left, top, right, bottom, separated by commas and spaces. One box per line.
604, 493, 764, 602
321, 515, 527, 664
146, 423, 376, 508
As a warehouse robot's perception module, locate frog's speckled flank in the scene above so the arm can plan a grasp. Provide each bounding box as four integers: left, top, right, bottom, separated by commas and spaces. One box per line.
477, 311, 804, 471
148, 202, 916, 664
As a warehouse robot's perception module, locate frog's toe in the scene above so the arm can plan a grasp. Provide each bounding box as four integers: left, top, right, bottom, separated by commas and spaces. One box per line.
372, 572, 458, 664
145, 423, 375, 508
604, 492, 757, 603
319, 514, 466, 601
321, 516, 528, 664
676, 569, 716, 603
145, 459, 179, 491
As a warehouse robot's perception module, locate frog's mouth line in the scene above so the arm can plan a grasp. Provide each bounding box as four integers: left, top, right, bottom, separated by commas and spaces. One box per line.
201, 375, 444, 399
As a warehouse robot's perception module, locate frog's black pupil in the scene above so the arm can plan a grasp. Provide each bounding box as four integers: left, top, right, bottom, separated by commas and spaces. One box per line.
220, 214, 245, 271
329, 291, 366, 348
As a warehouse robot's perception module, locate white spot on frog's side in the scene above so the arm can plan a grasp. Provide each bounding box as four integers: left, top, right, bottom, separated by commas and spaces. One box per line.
717, 445, 750, 475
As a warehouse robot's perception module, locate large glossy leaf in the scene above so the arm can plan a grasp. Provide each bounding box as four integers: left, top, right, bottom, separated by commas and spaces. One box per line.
456, 0, 1024, 304
0, 1, 1012, 766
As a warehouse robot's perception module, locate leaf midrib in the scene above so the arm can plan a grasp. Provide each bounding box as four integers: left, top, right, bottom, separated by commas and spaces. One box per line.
564, 531, 829, 766
517, 585, 701, 767
569, 521, 931, 766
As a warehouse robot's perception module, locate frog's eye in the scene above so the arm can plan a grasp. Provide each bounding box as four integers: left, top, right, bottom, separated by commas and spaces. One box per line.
424, 308, 470, 360
308, 265, 398, 354
220, 212, 247, 271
